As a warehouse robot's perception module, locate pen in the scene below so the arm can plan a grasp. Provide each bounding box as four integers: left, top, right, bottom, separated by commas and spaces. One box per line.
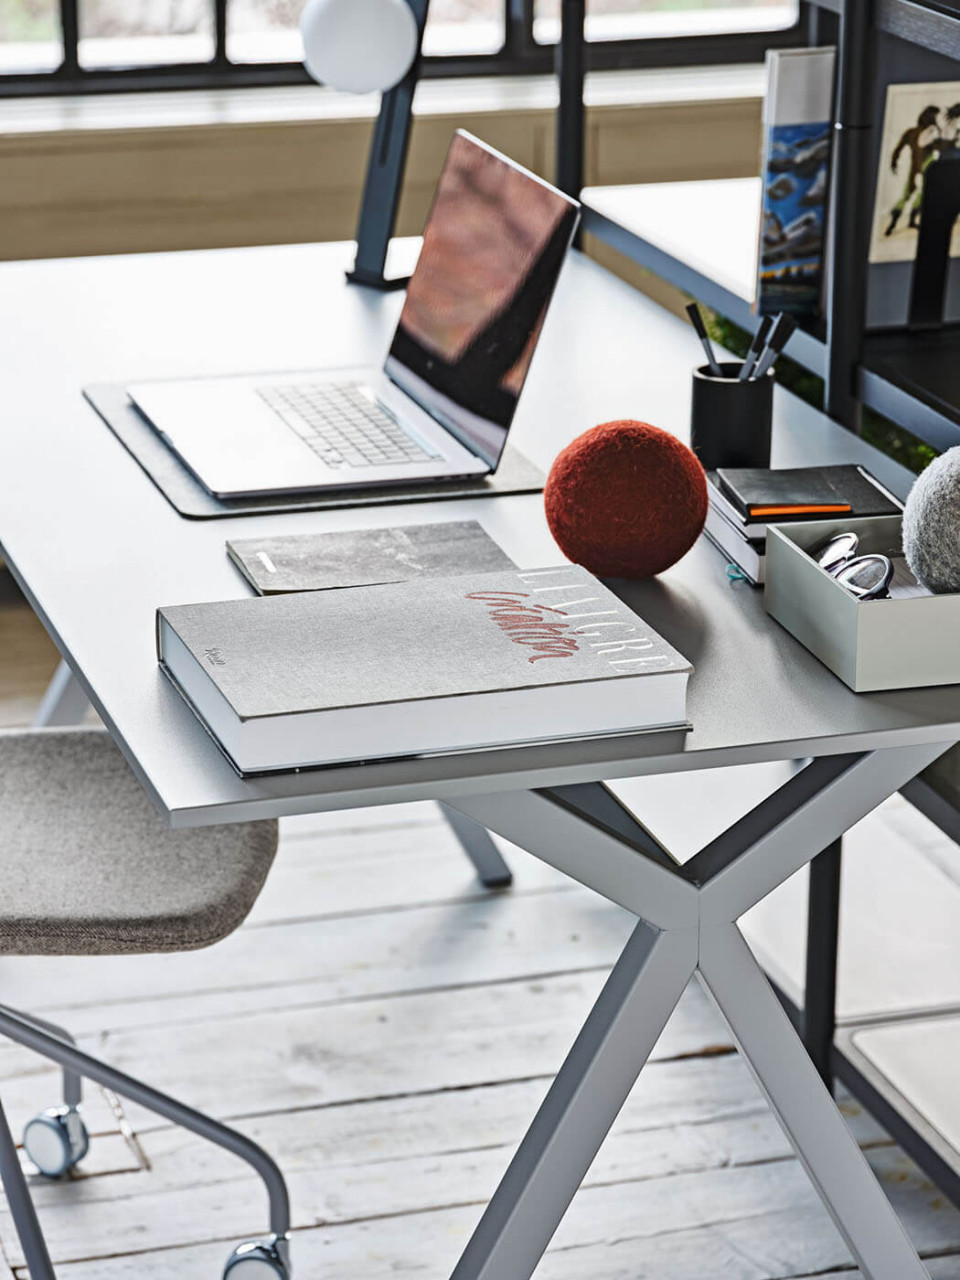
752, 314, 796, 380
739, 314, 774, 381
685, 302, 722, 378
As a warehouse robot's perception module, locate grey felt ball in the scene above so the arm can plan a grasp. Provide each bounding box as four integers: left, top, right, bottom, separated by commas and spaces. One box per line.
902, 445, 960, 593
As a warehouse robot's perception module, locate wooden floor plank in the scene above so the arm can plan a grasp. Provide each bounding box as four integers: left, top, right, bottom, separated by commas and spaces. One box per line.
3, 1072, 892, 1265
0, 977, 734, 1139
248, 815, 568, 926
21, 1142, 960, 1280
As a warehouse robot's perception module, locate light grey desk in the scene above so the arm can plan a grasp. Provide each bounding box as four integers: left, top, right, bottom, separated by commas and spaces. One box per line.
2, 239, 959, 1280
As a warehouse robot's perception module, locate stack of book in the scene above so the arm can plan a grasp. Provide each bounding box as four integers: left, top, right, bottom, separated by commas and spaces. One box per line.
157, 522, 694, 777
703, 465, 903, 585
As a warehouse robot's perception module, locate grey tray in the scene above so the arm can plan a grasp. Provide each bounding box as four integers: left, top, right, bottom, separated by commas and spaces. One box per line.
84, 383, 544, 520
765, 515, 960, 692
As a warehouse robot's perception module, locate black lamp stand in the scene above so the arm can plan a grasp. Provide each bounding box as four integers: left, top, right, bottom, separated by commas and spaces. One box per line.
346, 0, 431, 290
348, 0, 587, 290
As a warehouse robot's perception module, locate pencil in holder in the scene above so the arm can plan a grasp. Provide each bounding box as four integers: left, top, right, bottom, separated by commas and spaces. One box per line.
690, 362, 773, 472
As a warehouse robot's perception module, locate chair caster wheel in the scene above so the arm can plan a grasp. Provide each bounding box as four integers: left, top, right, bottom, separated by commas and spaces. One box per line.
223, 1234, 291, 1278
23, 1106, 89, 1178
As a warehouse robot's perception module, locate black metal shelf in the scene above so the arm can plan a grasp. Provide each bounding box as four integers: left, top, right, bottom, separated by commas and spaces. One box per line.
862, 328, 960, 450
801, 0, 960, 57
877, 0, 960, 57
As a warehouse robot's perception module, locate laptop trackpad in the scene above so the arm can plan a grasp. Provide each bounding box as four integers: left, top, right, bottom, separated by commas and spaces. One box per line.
130, 378, 336, 495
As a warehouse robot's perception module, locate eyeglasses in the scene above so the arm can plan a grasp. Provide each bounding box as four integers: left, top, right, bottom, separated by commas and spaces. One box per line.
814, 532, 894, 600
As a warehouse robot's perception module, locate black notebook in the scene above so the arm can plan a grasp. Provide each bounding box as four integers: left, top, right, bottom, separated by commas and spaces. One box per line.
717, 465, 902, 523
157, 566, 692, 775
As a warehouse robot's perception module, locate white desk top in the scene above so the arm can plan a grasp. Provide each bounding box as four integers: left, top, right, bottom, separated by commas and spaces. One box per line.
1, 239, 957, 827
584, 178, 760, 305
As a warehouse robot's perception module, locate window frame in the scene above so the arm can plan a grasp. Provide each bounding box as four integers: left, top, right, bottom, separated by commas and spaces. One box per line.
0, 0, 811, 97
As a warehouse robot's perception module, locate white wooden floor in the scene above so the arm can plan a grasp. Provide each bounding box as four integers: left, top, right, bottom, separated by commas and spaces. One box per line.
2, 595, 960, 1278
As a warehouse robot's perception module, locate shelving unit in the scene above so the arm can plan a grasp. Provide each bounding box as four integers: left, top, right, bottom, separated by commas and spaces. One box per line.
584, 174, 960, 449
557, 0, 960, 1215
574, 0, 960, 456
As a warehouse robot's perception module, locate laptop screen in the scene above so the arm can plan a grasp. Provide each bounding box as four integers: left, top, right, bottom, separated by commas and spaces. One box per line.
385, 131, 580, 470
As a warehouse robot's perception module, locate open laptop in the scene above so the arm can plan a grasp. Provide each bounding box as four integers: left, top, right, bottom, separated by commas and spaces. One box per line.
128, 131, 580, 499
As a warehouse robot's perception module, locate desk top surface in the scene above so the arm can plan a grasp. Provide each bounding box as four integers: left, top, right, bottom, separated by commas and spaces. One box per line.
584, 178, 760, 305
1, 238, 958, 827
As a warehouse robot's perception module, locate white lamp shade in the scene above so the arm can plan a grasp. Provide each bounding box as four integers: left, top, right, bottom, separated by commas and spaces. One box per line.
300, 0, 419, 95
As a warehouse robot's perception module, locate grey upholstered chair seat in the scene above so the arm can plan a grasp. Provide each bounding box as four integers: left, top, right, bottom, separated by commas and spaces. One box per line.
0, 728, 278, 956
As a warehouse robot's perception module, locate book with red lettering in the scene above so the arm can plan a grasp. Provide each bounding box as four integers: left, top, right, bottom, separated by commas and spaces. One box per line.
156, 566, 692, 776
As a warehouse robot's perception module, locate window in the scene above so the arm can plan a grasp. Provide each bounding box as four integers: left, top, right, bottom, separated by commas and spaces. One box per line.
226, 0, 506, 63
534, 0, 798, 45
0, 0, 805, 94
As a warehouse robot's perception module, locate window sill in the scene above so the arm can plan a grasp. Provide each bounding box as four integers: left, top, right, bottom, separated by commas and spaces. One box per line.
0, 64, 764, 137
0, 65, 764, 261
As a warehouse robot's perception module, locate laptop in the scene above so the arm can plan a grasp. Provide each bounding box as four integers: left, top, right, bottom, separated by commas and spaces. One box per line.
128, 131, 580, 499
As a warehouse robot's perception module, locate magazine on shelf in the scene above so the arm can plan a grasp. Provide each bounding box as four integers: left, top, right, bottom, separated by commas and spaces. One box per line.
757, 47, 836, 318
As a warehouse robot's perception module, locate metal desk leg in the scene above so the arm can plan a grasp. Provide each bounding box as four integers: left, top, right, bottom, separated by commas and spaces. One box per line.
448, 739, 951, 1280
804, 837, 843, 1090
439, 803, 512, 888
32, 660, 90, 728
701, 924, 920, 1278
450, 921, 696, 1280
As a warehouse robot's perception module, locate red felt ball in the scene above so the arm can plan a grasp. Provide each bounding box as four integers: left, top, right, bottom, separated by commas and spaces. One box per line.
544, 420, 708, 579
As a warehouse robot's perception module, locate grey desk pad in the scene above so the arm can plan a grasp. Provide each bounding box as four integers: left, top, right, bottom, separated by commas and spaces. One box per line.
84, 383, 544, 520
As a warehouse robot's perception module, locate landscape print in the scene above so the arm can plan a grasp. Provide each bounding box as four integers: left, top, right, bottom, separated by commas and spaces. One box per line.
869, 81, 960, 264
758, 120, 831, 315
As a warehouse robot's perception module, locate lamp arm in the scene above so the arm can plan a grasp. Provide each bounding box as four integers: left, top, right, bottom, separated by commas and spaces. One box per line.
347, 0, 431, 290
556, 0, 586, 205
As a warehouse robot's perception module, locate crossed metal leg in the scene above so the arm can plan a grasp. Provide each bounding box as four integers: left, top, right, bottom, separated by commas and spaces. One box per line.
447, 741, 953, 1280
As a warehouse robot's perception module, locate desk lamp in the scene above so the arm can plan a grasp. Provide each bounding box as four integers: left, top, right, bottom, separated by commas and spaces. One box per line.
300, 0, 430, 289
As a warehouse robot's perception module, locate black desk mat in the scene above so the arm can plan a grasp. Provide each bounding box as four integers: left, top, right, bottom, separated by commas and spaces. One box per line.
84, 383, 545, 520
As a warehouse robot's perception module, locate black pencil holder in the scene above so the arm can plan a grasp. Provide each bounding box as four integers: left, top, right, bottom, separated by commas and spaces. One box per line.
690, 361, 773, 472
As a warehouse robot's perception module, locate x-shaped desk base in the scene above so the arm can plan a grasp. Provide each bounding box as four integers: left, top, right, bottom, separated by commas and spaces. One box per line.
446, 741, 954, 1280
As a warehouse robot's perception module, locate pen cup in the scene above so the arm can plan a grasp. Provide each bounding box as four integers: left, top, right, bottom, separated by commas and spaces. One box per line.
690, 361, 774, 472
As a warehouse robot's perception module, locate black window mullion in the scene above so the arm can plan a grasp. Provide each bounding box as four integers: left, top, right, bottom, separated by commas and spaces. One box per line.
214, 0, 229, 66
59, 0, 80, 76
504, 0, 536, 58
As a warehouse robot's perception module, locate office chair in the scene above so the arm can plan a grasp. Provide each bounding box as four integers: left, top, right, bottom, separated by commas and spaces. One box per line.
0, 726, 291, 1279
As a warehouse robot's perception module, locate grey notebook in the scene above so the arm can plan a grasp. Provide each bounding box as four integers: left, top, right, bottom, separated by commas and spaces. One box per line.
157, 566, 693, 775
227, 520, 516, 594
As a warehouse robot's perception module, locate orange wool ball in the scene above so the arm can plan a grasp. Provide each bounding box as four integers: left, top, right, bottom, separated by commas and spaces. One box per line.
544, 420, 708, 579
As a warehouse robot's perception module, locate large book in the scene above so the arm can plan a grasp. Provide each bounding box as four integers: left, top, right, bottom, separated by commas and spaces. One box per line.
227, 520, 515, 595
757, 47, 836, 318
157, 566, 692, 775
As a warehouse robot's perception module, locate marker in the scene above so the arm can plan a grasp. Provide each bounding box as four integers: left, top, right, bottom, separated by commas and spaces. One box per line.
739, 314, 774, 381
685, 302, 722, 378
752, 314, 797, 380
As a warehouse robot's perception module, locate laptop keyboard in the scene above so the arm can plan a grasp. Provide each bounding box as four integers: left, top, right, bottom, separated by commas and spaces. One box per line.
257, 381, 439, 469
